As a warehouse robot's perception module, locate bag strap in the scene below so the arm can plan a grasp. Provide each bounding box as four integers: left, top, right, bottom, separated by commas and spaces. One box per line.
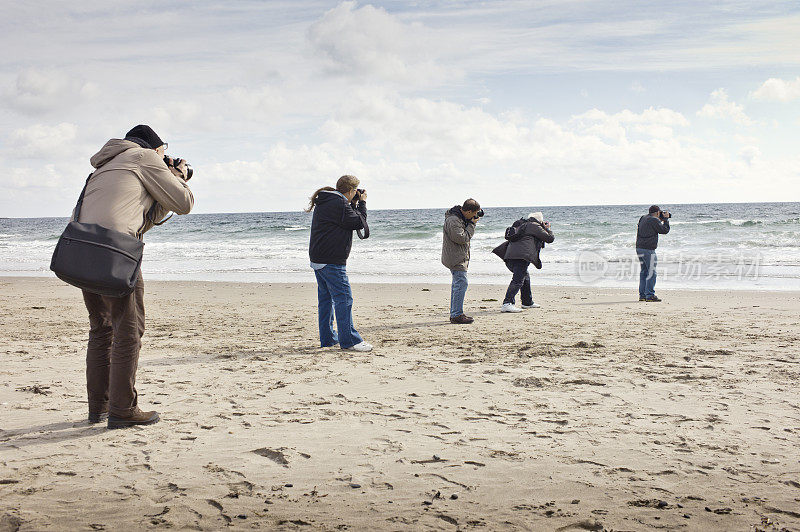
146, 201, 173, 226
72, 173, 94, 221
356, 222, 370, 240
354, 202, 369, 239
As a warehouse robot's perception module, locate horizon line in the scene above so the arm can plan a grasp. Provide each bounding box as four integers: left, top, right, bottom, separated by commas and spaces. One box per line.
3, 200, 798, 221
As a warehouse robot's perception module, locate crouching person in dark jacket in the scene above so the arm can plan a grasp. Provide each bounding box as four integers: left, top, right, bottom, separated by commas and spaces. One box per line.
493, 212, 554, 313
307, 175, 373, 352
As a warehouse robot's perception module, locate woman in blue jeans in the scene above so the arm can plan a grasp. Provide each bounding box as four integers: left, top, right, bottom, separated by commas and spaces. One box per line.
306, 175, 373, 352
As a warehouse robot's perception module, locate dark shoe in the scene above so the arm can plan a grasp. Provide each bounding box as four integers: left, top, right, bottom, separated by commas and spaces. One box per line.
107, 408, 160, 429
645, 296, 662, 302
639, 297, 646, 302
450, 314, 474, 324
88, 410, 108, 424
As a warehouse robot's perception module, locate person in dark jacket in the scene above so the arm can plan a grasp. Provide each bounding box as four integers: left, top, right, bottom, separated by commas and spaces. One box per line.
307, 175, 372, 352
636, 205, 671, 302
495, 212, 554, 313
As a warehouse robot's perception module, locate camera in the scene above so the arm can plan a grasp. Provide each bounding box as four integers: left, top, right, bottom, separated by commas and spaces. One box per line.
476, 209, 485, 218
164, 156, 193, 181
353, 188, 366, 201
660, 210, 671, 220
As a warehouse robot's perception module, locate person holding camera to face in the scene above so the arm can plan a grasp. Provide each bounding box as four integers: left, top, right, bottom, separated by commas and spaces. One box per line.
441, 199, 483, 324
636, 205, 671, 302
307, 175, 373, 352
493, 212, 554, 313
78, 125, 194, 428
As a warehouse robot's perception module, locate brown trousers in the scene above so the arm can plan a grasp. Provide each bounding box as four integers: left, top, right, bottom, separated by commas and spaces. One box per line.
82, 272, 144, 417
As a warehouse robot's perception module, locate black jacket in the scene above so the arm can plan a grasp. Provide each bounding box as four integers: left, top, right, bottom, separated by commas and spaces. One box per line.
493, 219, 555, 269
636, 215, 670, 250
309, 190, 367, 265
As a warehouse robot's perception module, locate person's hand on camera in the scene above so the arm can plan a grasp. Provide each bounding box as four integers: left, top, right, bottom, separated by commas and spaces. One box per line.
174, 159, 189, 181
359, 189, 367, 201
165, 157, 188, 181
543, 221, 551, 230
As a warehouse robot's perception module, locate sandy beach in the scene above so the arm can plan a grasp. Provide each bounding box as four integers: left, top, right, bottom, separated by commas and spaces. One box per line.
1, 277, 799, 531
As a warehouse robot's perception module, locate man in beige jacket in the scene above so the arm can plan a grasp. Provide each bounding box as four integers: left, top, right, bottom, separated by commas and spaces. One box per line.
78, 125, 194, 429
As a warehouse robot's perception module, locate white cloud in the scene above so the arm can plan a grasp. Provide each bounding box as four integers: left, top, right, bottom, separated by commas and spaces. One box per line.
226, 86, 284, 118
4, 68, 98, 115
150, 85, 286, 132
751, 76, 800, 102
2, 165, 63, 189
8, 123, 79, 159
0, 2, 799, 216
739, 145, 761, 165
305, 92, 758, 204
697, 89, 753, 125
226, 94, 783, 208
570, 107, 689, 141
307, 1, 457, 85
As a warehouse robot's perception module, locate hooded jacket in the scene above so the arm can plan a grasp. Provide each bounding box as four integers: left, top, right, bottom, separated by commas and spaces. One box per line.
501, 219, 555, 268
75, 139, 194, 238
441, 206, 476, 271
308, 190, 367, 265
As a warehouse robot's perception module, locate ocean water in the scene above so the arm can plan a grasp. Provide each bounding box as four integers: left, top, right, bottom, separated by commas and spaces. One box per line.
2, 202, 799, 290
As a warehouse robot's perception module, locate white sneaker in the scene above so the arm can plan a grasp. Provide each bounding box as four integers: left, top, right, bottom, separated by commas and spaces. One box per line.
345, 341, 373, 352
500, 303, 522, 313
521, 303, 541, 309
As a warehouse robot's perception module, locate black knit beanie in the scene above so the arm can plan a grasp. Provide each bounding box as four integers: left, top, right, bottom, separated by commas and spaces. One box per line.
124, 124, 164, 149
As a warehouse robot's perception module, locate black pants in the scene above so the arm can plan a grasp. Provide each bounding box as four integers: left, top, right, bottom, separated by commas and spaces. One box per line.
503, 259, 533, 305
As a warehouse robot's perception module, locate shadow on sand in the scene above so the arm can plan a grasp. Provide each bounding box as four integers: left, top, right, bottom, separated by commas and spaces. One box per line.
0, 420, 107, 449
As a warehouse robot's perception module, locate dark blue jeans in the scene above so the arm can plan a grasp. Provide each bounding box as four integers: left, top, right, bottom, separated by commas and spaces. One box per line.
503, 259, 533, 305
636, 248, 657, 298
314, 264, 364, 349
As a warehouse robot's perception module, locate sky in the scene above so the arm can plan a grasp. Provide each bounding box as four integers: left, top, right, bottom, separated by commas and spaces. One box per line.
1, 0, 799, 217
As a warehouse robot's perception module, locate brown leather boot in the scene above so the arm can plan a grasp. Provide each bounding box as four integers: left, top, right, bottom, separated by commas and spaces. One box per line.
449, 314, 474, 324
107, 408, 160, 429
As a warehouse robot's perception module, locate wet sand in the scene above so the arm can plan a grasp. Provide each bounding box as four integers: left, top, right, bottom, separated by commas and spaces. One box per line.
1, 277, 799, 531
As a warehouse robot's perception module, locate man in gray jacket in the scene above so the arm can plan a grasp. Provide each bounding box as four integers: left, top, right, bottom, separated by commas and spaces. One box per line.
441, 199, 481, 324
78, 125, 194, 428
499, 212, 554, 313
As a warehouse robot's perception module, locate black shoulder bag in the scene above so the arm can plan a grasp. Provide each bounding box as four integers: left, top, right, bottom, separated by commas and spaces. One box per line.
50, 173, 144, 297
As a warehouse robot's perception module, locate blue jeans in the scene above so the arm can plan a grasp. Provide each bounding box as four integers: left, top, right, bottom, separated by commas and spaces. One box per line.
636, 248, 657, 298
503, 259, 533, 305
314, 264, 364, 349
450, 270, 468, 318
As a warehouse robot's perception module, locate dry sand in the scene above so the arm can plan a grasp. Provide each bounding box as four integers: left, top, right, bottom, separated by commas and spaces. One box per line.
1, 277, 799, 531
